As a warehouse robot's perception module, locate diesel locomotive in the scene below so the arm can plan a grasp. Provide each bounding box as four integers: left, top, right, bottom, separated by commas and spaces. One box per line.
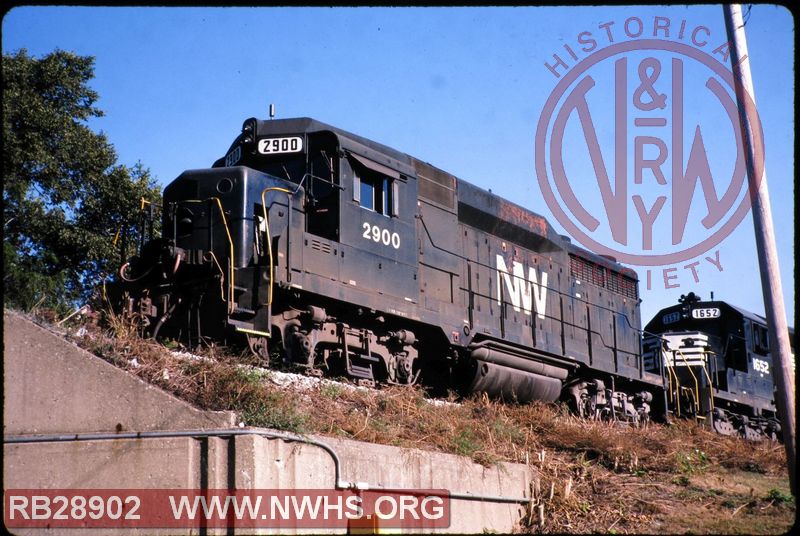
114, 116, 793, 439
115, 116, 658, 424
643, 292, 794, 441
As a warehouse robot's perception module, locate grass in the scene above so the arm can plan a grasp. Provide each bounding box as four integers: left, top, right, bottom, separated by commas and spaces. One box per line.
26, 307, 796, 534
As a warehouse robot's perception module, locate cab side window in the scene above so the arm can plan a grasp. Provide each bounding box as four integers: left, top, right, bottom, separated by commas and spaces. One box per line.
351, 156, 399, 217
752, 323, 769, 355
356, 171, 394, 215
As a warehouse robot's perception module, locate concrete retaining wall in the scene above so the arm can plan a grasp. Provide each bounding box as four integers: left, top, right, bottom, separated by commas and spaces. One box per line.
3, 311, 236, 435
3, 311, 535, 533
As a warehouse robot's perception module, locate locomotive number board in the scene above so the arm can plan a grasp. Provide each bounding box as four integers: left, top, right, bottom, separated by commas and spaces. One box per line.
257, 136, 303, 155
691, 307, 721, 319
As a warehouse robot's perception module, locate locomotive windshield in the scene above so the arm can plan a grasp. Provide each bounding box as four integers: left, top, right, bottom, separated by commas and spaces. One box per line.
252, 154, 307, 185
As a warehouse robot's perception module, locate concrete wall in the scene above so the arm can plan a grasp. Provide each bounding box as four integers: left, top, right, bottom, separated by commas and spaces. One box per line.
3, 311, 236, 435
237, 435, 531, 533
3, 311, 535, 534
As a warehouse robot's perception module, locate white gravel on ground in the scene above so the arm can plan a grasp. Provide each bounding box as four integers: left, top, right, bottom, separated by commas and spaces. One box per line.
164, 349, 460, 405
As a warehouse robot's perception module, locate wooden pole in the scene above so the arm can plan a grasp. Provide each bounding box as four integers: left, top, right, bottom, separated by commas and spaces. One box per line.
723, 4, 795, 494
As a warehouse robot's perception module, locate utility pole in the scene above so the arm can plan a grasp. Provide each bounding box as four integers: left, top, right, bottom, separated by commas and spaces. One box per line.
723, 4, 795, 494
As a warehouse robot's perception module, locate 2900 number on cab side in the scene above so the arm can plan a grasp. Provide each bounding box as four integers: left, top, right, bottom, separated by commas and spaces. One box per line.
362, 223, 400, 249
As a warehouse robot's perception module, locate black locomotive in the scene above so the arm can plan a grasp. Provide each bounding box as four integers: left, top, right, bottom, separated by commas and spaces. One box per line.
115, 116, 659, 424
643, 292, 793, 441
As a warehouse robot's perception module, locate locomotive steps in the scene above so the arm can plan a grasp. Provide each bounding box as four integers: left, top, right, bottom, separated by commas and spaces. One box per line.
3, 310, 794, 533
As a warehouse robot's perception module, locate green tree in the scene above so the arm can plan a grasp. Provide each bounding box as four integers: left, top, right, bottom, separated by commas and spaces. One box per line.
3, 48, 161, 311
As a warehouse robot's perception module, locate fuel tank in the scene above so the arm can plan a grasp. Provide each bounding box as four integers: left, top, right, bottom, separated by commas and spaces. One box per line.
459, 343, 572, 403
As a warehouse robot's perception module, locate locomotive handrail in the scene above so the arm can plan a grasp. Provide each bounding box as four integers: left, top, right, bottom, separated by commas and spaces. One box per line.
675, 349, 702, 415
260, 186, 295, 308
210, 197, 235, 314
205, 250, 226, 302
640, 327, 704, 404
270, 173, 316, 293
654, 340, 680, 412
666, 359, 678, 410
700, 359, 716, 415
111, 196, 160, 259
677, 347, 716, 417
178, 197, 236, 314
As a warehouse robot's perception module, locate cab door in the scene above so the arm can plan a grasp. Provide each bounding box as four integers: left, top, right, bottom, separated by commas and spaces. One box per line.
302, 132, 341, 281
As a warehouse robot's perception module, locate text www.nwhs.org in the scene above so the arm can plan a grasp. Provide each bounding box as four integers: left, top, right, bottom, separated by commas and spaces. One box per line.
4, 489, 451, 529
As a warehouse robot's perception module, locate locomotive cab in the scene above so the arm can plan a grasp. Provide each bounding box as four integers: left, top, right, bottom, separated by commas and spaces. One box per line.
214, 118, 420, 304
214, 119, 341, 242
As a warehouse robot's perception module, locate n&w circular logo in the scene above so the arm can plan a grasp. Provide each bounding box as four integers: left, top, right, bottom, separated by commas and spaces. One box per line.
535, 15, 764, 289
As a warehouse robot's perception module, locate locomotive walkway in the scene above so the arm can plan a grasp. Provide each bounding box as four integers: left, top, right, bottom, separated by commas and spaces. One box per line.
3, 310, 537, 534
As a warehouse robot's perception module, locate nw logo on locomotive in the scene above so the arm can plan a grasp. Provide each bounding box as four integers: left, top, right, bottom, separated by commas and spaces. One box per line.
495, 254, 548, 320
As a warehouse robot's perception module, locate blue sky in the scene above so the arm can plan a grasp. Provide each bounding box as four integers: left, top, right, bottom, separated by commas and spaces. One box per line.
3, 5, 794, 326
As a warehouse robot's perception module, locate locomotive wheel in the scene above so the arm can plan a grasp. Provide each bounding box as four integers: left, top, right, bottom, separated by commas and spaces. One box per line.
246, 334, 270, 367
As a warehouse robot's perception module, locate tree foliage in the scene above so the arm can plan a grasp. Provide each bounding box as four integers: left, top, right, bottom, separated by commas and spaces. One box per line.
3, 49, 161, 310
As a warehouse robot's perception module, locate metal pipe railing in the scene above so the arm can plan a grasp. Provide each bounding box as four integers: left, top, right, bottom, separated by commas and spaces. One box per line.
4, 428, 531, 504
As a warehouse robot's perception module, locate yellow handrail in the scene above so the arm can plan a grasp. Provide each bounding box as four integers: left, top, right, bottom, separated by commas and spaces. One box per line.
663, 346, 685, 417
205, 250, 226, 301
675, 349, 701, 415
180, 198, 236, 314
116, 188, 293, 317
698, 351, 716, 414
260, 187, 294, 307
113, 197, 156, 249
661, 347, 675, 401
210, 197, 235, 314
666, 358, 680, 415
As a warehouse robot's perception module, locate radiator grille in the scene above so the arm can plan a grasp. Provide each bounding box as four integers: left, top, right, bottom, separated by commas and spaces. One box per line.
570, 254, 638, 299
